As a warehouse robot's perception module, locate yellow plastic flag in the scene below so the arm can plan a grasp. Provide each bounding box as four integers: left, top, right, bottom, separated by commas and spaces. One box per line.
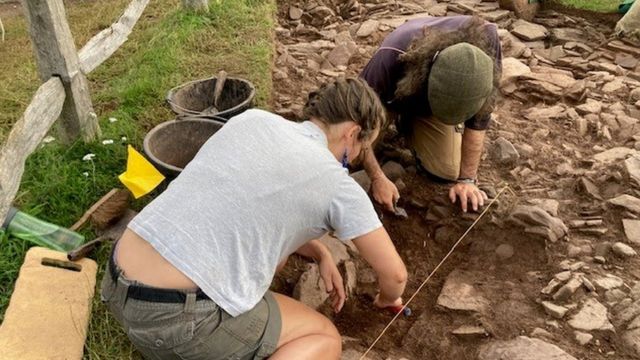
118, 145, 165, 199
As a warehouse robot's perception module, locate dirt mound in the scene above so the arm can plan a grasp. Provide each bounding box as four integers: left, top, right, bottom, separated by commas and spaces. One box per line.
272, 0, 640, 359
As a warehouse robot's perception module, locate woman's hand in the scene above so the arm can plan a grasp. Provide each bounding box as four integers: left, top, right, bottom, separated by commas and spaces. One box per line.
449, 182, 487, 213
318, 255, 346, 313
373, 293, 403, 309
371, 175, 400, 212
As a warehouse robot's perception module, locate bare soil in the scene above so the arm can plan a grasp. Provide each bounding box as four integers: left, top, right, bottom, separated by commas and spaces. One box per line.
272, 0, 640, 359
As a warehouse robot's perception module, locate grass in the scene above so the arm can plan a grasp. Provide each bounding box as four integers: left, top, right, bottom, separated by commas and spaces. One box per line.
553, 0, 621, 13
0, 0, 275, 358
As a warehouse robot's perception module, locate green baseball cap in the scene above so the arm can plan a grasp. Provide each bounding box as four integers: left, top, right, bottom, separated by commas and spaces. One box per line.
427, 42, 494, 125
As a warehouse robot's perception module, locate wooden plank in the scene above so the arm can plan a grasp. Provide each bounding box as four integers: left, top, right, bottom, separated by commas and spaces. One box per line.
0, 78, 65, 221
21, 0, 99, 142
78, 0, 150, 74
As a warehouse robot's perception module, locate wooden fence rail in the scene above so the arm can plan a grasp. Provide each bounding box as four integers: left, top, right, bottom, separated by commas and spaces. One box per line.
0, 78, 66, 220
0, 0, 150, 222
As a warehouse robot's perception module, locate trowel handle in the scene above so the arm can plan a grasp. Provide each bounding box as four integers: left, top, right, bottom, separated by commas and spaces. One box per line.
67, 236, 106, 261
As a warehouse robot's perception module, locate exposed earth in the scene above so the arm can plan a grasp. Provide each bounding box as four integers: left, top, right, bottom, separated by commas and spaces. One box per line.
271, 0, 640, 359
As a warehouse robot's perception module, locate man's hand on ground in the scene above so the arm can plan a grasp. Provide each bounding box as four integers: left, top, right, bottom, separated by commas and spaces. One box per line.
449, 182, 488, 213
318, 255, 346, 313
371, 175, 400, 212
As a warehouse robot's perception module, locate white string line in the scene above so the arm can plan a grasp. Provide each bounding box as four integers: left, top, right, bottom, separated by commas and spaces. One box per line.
360, 185, 510, 359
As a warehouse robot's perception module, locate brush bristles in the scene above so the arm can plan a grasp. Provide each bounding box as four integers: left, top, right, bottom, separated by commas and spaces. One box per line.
90, 190, 131, 230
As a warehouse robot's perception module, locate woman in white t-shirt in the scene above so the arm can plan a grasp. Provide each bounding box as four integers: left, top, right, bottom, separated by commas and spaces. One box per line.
101, 77, 408, 360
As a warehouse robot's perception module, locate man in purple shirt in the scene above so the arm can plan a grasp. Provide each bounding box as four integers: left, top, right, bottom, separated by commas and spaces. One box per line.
360, 16, 502, 213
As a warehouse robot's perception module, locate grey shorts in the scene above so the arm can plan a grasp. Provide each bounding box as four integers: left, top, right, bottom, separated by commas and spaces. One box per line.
100, 255, 281, 360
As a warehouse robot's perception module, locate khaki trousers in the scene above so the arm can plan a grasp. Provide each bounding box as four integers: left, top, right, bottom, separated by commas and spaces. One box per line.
408, 117, 463, 181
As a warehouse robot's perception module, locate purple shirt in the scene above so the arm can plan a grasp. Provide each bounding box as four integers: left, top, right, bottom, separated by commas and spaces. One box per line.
360, 16, 502, 130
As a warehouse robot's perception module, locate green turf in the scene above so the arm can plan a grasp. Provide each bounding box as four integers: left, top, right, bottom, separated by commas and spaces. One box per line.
0, 0, 275, 358
553, 0, 621, 13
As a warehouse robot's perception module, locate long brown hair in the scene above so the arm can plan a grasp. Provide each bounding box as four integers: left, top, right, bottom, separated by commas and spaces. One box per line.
303, 77, 386, 141
395, 16, 501, 118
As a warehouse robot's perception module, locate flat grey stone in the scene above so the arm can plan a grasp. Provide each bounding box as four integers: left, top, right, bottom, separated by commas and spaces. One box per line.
543, 301, 569, 319
512, 20, 549, 41
609, 195, 640, 214
478, 336, 577, 360
626, 156, 640, 187
593, 147, 637, 163
451, 325, 488, 339
552, 28, 585, 43
436, 269, 489, 313
356, 20, 379, 37
593, 274, 625, 292
568, 298, 614, 332
576, 99, 602, 115
553, 276, 583, 302
510, 205, 568, 242
501, 57, 531, 87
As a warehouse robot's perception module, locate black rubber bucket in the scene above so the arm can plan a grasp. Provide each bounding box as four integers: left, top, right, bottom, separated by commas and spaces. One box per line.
143, 117, 226, 178
166, 76, 255, 120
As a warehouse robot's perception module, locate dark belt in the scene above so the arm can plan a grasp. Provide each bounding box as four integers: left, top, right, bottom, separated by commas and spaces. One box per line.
109, 246, 210, 303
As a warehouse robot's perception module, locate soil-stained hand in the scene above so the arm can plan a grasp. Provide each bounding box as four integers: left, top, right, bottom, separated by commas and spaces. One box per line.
449, 182, 488, 212
319, 256, 346, 313
371, 175, 400, 212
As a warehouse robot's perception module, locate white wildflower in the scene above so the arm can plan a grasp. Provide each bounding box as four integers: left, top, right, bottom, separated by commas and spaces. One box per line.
82, 153, 96, 161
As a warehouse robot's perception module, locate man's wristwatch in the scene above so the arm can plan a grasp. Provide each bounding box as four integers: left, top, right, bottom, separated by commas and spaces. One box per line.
456, 177, 478, 185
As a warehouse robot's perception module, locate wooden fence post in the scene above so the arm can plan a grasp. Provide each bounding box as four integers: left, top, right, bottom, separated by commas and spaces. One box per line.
21, 0, 100, 143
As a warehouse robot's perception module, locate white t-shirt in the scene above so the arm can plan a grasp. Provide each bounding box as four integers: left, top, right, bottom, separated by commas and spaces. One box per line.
129, 109, 382, 316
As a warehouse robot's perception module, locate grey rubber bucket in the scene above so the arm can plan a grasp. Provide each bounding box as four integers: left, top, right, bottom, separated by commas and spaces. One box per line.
166, 76, 255, 120
143, 116, 226, 178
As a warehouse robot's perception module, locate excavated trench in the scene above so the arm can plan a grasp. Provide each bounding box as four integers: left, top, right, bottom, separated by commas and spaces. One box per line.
271, 0, 640, 359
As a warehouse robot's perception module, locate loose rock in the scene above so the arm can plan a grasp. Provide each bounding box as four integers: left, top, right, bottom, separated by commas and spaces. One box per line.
593, 274, 624, 292
289, 6, 303, 20
574, 331, 593, 345
568, 298, 614, 332
593, 147, 637, 163
319, 233, 350, 265
609, 194, 640, 214
478, 336, 577, 360
623, 219, 640, 245
612, 242, 638, 257
496, 244, 515, 260
350, 170, 371, 193
491, 137, 520, 165
381, 161, 405, 182
512, 20, 549, 41
501, 57, 531, 87
451, 325, 488, 339
542, 301, 569, 319
356, 20, 379, 37
293, 264, 329, 310
436, 269, 490, 313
